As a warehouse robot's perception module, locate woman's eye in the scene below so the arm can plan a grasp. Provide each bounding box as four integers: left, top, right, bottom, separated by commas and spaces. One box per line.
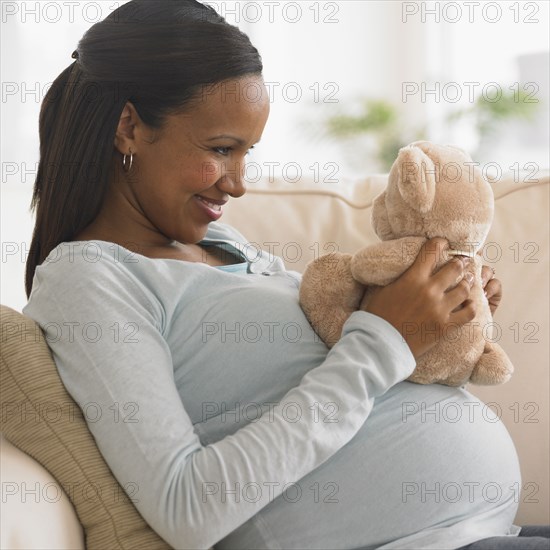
213, 145, 255, 156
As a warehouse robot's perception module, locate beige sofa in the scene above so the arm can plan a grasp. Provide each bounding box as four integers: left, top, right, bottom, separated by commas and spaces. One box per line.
1, 170, 548, 548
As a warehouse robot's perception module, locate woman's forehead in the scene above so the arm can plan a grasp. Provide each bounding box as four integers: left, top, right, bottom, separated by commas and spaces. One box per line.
194, 76, 269, 111
170, 79, 270, 131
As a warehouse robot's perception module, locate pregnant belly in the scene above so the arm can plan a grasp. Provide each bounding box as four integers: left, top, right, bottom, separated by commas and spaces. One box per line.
218, 382, 521, 550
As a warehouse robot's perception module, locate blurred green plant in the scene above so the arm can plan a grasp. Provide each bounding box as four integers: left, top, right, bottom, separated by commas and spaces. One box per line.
324, 87, 539, 171
327, 99, 397, 136
447, 89, 538, 140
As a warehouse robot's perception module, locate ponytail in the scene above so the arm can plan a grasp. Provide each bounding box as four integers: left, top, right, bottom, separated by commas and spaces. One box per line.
26, 62, 123, 297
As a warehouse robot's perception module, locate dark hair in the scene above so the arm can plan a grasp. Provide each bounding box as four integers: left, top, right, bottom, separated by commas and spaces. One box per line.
25, 0, 263, 298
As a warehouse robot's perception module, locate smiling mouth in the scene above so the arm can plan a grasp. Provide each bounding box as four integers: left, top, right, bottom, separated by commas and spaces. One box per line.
196, 195, 225, 211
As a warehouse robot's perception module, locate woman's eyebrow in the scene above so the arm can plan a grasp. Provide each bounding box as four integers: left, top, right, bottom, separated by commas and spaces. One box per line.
206, 134, 245, 145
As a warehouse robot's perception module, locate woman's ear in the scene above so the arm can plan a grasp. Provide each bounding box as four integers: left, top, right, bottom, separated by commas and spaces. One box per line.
114, 101, 140, 155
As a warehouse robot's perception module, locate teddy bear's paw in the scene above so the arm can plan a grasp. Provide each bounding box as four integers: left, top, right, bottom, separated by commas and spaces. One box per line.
301, 253, 363, 309
469, 343, 514, 385
299, 253, 365, 348
406, 350, 470, 387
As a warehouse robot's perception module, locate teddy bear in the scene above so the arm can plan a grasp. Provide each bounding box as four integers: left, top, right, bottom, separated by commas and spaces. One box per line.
299, 140, 514, 387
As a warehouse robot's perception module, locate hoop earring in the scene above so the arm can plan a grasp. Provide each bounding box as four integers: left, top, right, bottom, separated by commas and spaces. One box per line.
122, 149, 134, 172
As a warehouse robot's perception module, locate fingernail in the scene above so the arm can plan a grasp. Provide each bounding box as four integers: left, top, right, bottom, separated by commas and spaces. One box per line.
465, 272, 474, 285
484, 290, 488, 297
461, 256, 472, 265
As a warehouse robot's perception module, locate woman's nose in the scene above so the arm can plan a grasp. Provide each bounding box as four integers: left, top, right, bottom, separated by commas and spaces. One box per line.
219, 161, 247, 198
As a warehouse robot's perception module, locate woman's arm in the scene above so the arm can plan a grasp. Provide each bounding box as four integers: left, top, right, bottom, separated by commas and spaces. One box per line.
24, 250, 415, 549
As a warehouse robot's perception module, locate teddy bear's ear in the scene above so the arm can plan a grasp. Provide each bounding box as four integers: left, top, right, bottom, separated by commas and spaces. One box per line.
371, 190, 393, 240
396, 144, 436, 213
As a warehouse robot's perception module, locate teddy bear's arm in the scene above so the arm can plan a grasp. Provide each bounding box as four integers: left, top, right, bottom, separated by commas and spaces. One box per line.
350, 236, 427, 286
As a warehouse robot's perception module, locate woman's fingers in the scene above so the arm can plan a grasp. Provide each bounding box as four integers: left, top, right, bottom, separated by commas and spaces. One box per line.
445, 276, 474, 312
449, 298, 477, 324
366, 239, 503, 357
433, 255, 471, 293
405, 237, 449, 280
481, 265, 495, 288
481, 265, 502, 315
485, 278, 503, 316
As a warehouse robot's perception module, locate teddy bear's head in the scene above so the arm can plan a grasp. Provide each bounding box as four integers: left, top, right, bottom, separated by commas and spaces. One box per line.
372, 141, 494, 254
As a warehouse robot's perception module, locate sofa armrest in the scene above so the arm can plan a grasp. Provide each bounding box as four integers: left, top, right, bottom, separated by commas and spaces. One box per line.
0, 434, 85, 550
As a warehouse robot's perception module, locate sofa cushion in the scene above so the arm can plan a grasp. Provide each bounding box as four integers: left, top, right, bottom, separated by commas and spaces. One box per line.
0, 305, 172, 549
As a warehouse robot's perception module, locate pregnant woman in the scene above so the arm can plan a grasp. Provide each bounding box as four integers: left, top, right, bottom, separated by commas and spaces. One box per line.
23, 1, 549, 548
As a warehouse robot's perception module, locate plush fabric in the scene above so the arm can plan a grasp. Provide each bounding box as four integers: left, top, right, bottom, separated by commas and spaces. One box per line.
0, 305, 172, 550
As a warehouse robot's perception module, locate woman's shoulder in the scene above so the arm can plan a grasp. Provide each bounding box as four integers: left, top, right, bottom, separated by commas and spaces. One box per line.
25, 240, 164, 329
37, 240, 139, 277
31, 239, 162, 309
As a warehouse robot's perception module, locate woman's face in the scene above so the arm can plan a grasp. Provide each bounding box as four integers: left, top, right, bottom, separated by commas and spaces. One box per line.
111, 75, 270, 246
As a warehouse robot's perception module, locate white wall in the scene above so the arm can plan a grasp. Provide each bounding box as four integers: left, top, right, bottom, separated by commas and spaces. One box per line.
228, 0, 435, 176
1, 1, 125, 311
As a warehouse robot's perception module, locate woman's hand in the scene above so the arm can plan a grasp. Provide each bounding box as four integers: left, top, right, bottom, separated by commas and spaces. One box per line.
361, 238, 476, 359
481, 265, 502, 316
